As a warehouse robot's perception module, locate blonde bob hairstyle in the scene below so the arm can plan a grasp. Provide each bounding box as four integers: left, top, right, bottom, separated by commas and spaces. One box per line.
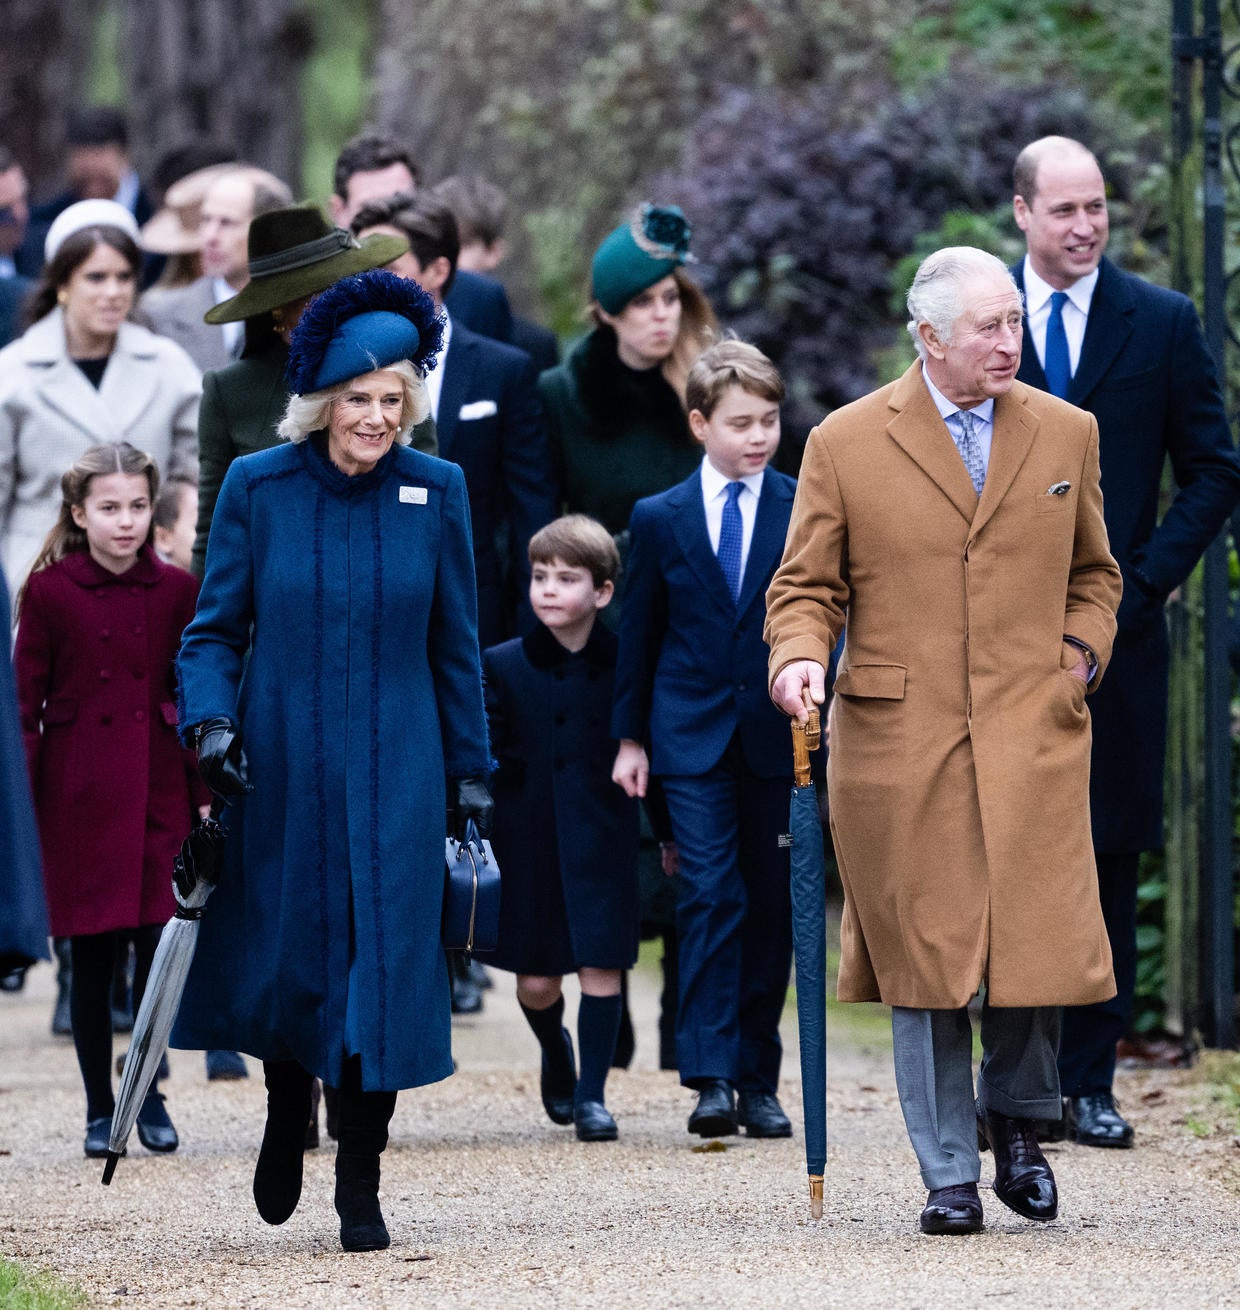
277, 358, 430, 444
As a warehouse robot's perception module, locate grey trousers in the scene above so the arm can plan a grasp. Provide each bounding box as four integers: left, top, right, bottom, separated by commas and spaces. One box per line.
891, 1000, 1062, 1190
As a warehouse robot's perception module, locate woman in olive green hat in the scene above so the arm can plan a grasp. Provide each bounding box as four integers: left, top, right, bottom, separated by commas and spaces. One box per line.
538, 202, 717, 1073
191, 203, 433, 575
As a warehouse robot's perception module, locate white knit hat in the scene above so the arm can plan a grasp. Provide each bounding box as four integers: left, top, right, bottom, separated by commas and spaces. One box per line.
44, 199, 140, 263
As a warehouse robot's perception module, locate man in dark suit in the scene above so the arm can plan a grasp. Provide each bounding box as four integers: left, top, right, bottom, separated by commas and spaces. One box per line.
352, 192, 557, 648
434, 175, 558, 370
612, 340, 799, 1141
18, 107, 153, 279
1011, 135, 1240, 1148
0, 146, 31, 348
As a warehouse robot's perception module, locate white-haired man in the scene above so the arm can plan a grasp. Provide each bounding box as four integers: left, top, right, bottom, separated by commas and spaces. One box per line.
765, 246, 1122, 1235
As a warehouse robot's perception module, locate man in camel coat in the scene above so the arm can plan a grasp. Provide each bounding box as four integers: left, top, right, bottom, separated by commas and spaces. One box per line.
766, 246, 1121, 1236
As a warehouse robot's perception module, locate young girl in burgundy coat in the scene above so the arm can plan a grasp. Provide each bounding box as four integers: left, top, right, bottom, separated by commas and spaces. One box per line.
15, 441, 207, 1159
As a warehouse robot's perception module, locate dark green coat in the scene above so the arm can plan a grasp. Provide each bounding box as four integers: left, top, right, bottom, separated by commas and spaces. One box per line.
538, 326, 700, 537
191, 343, 438, 576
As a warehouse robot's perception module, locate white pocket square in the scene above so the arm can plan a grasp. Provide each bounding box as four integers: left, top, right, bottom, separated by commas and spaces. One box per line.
459, 399, 498, 421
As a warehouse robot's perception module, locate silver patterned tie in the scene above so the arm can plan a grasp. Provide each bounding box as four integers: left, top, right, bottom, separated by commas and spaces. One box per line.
954, 409, 986, 496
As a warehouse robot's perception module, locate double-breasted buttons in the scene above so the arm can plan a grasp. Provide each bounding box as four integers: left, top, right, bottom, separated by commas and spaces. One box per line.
134, 710, 146, 722
99, 669, 112, 681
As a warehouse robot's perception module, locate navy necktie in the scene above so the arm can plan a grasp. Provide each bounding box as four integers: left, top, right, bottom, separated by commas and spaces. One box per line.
1044, 290, 1071, 398
717, 481, 744, 600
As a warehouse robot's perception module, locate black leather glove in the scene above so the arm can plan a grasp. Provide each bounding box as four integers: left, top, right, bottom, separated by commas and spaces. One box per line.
194, 717, 252, 797
451, 775, 494, 841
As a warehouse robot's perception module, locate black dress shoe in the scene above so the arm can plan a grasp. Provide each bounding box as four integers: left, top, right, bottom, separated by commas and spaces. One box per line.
135, 1091, 179, 1153
540, 1028, 577, 1125
737, 1091, 792, 1139
573, 1099, 618, 1142
687, 1079, 738, 1137
84, 1116, 119, 1159
1067, 1092, 1134, 1148
977, 1108, 1058, 1221
1034, 1101, 1069, 1143
919, 1182, 983, 1235
450, 951, 484, 1014
206, 1049, 248, 1081
0, 965, 27, 992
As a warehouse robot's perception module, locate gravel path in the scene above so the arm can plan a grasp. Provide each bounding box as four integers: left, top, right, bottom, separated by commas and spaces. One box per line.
3, 959, 1239, 1308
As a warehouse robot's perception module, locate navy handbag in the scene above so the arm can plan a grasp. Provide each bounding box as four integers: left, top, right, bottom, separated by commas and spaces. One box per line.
442, 820, 501, 959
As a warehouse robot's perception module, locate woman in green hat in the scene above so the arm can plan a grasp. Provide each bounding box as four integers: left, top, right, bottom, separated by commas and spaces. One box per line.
539, 203, 716, 547
539, 204, 717, 1072
190, 203, 435, 575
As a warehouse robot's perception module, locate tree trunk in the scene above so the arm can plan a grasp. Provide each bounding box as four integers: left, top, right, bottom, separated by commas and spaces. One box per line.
121, 0, 314, 189
0, 0, 102, 198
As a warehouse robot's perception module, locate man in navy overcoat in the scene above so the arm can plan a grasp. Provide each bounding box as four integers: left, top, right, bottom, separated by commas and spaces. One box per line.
1011, 136, 1240, 1147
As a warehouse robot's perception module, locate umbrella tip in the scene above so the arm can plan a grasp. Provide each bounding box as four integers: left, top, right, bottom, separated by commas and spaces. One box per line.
101, 1152, 120, 1186
809, 1174, 824, 1220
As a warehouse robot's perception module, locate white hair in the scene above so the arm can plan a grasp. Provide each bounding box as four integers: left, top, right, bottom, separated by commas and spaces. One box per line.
906, 247, 1020, 360
278, 358, 429, 443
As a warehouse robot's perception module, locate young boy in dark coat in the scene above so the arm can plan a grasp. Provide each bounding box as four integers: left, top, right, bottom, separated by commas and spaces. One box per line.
484, 516, 640, 1142
612, 339, 798, 1140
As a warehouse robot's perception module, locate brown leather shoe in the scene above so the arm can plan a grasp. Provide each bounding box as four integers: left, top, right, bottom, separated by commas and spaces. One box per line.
977, 1107, 1058, 1221
919, 1182, 983, 1235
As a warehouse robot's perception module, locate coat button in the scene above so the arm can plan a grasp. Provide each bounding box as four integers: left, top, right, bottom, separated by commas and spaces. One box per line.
132, 625, 143, 635
134, 710, 146, 722
101, 714, 112, 725
736, 682, 747, 693
554, 712, 567, 726
130, 586, 140, 595
95, 589, 106, 599
99, 669, 111, 680
99, 629, 110, 640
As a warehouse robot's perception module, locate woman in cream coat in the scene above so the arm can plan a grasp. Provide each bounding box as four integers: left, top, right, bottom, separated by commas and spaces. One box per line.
0, 201, 199, 594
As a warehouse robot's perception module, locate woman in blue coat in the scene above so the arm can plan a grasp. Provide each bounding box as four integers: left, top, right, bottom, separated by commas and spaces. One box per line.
174, 271, 493, 1253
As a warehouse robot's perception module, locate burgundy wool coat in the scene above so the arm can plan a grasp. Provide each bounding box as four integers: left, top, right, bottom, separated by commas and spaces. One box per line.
15, 546, 207, 937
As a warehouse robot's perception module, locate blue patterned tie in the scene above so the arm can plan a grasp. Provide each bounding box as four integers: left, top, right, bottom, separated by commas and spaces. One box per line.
717, 481, 744, 600
954, 410, 986, 496
1044, 290, 1071, 398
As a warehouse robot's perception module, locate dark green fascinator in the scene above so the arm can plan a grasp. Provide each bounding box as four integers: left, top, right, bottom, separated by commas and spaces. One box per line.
591, 203, 693, 314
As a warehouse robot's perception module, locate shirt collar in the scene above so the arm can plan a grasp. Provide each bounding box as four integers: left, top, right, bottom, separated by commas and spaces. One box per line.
700, 453, 765, 500
921, 364, 995, 427
1022, 254, 1098, 318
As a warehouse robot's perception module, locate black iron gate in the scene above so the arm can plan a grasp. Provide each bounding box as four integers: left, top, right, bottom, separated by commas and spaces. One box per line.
1169, 0, 1235, 1050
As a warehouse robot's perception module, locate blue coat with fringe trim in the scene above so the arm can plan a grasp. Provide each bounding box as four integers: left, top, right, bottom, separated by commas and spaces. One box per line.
172, 436, 489, 1092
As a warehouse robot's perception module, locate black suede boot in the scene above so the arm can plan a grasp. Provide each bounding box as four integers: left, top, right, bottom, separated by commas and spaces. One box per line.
253, 1060, 314, 1225
335, 1058, 396, 1252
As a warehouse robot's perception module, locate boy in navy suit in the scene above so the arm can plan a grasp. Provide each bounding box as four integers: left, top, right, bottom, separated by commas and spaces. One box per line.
612, 340, 798, 1138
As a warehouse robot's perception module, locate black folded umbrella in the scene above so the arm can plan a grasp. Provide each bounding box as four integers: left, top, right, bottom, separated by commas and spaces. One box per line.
102, 795, 229, 1184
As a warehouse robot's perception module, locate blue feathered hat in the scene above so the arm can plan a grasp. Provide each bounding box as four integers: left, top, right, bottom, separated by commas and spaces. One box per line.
285, 269, 446, 394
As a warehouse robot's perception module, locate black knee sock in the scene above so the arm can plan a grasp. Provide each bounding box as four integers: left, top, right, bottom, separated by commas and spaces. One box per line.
69, 933, 117, 1121
520, 994, 569, 1068
576, 993, 622, 1106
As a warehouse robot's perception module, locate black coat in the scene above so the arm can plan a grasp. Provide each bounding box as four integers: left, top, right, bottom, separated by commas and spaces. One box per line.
438, 322, 557, 646
1013, 256, 1240, 851
443, 270, 514, 344
482, 623, 640, 974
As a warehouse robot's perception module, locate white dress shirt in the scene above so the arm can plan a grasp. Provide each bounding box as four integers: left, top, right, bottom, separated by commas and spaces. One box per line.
211, 277, 243, 357
700, 456, 764, 582
922, 365, 995, 475
424, 310, 452, 421
1022, 255, 1098, 376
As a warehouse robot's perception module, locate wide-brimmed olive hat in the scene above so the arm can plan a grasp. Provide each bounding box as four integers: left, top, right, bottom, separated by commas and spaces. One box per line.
204, 203, 408, 324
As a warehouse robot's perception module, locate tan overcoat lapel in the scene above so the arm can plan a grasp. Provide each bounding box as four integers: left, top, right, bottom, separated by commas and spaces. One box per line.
885, 362, 977, 524
968, 381, 1039, 541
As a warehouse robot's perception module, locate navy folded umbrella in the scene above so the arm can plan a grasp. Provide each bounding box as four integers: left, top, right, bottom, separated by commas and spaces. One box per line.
789, 692, 826, 1218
